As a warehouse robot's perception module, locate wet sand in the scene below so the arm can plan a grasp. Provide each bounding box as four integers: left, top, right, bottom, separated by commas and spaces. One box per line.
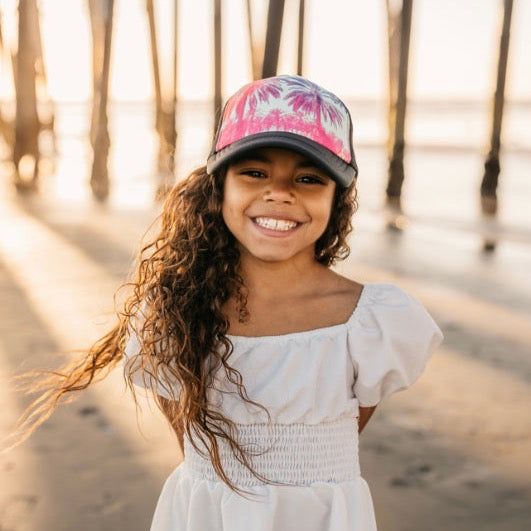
1, 169, 530, 530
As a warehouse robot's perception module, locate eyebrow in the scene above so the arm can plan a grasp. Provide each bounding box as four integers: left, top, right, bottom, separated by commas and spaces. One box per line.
232, 151, 324, 170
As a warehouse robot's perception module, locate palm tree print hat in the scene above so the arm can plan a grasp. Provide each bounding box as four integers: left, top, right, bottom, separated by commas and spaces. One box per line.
206, 75, 358, 187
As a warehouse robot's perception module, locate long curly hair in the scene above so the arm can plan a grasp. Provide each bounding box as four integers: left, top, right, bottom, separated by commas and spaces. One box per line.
12, 164, 358, 492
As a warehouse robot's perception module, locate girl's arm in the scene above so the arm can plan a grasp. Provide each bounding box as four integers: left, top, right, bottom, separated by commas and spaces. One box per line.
159, 397, 184, 452
358, 406, 377, 433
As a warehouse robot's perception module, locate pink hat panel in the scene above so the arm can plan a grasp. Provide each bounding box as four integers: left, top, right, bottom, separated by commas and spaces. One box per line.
215, 76, 352, 164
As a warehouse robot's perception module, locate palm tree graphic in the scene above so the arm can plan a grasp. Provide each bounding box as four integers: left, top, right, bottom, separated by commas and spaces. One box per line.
225, 79, 283, 130
284, 77, 344, 131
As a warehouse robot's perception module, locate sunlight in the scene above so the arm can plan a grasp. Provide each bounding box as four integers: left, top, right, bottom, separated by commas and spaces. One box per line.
0, 0, 529, 104
0, 192, 175, 449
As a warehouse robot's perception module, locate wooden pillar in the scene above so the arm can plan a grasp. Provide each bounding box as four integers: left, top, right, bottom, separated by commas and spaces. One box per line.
172, 0, 178, 126
213, 0, 222, 130
88, 0, 114, 201
262, 0, 285, 78
385, 0, 413, 228
146, 0, 163, 135
169, 0, 178, 173
480, 0, 513, 251
245, 0, 261, 80
13, 0, 41, 191
0, 8, 15, 152
297, 0, 305, 76
0, 107, 11, 150
32, 0, 55, 155
146, 0, 178, 199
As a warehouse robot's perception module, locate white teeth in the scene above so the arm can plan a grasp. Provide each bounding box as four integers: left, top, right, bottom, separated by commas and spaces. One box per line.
254, 217, 298, 231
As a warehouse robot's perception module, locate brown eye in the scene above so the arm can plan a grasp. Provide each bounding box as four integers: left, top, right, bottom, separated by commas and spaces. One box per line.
297, 175, 326, 185
242, 170, 267, 179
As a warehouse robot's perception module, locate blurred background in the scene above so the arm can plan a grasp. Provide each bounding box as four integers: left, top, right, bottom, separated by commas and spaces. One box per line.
0, 1, 530, 530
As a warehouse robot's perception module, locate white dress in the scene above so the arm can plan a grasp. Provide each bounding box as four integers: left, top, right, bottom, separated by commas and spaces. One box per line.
124, 283, 443, 531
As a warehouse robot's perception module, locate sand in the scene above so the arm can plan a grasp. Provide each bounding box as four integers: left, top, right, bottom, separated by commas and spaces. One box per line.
1, 187, 530, 530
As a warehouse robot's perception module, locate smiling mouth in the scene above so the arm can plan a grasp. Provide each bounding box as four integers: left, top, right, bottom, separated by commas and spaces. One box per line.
253, 217, 299, 231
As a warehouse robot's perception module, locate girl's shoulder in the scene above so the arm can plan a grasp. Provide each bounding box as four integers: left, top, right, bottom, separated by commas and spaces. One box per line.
316, 275, 419, 327
354, 282, 413, 309
347, 282, 439, 331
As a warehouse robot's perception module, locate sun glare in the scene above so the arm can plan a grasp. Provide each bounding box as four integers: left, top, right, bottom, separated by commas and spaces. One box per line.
1, 0, 530, 103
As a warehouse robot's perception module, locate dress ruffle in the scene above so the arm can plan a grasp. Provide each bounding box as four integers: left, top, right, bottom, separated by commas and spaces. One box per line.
151, 467, 377, 531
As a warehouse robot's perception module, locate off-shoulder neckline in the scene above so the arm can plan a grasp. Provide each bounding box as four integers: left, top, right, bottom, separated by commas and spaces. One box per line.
226, 282, 379, 343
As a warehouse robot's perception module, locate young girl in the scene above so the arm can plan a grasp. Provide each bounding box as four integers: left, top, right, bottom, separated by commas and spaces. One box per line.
19, 75, 443, 530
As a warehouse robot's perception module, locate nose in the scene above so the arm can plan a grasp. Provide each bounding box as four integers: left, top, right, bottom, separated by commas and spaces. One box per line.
263, 179, 295, 204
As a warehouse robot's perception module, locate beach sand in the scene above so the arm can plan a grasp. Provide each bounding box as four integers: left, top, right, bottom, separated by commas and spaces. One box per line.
1, 138, 530, 529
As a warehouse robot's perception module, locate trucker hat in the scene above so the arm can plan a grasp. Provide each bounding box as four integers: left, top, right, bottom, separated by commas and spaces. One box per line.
206, 75, 358, 187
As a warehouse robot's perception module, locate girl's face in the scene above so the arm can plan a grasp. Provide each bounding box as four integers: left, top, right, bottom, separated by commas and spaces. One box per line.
222, 147, 336, 265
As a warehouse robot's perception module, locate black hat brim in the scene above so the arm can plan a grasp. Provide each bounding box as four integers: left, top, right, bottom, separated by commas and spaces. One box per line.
206, 132, 357, 188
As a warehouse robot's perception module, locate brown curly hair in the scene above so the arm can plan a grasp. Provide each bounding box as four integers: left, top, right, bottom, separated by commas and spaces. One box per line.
13, 163, 358, 492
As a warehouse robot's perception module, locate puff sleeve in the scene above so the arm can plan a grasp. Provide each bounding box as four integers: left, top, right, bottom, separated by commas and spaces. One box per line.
349, 284, 443, 407
123, 308, 178, 400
